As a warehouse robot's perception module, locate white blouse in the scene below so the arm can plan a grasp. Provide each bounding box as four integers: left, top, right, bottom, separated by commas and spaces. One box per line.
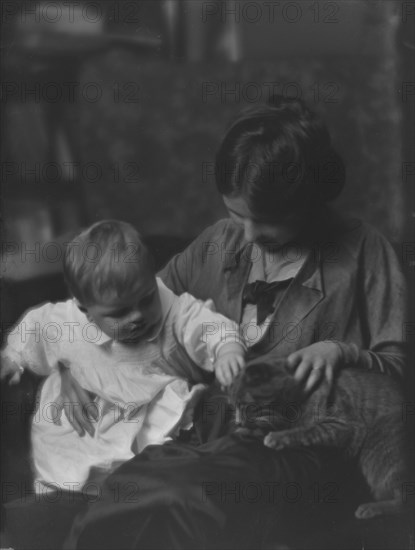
241, 243, 310, 346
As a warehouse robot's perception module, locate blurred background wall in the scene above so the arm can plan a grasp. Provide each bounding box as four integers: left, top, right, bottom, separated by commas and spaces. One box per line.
1, 0, 413, 284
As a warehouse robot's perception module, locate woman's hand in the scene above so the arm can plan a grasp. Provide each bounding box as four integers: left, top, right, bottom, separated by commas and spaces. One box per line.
54, 363, 97, 437
287, 341, 343, 395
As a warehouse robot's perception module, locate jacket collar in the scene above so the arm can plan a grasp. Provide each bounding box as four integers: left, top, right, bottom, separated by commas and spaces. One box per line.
249, 247, 325, 354
222, 241, 254, 323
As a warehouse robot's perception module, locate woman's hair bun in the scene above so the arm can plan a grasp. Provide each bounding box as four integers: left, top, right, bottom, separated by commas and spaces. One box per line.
266, 94, 311, 116
264, 94, 345, 202
227, 95, 311, 132
313, 148, 346, 202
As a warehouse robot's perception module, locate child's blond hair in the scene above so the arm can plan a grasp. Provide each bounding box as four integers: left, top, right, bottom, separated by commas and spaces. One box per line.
63, 220, 154, 306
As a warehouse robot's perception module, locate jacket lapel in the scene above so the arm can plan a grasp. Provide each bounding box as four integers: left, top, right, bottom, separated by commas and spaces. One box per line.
222, 242, 253, 323
250, 250, 325, 355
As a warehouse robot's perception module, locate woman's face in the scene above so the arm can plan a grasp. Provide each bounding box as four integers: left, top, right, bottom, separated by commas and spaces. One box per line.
223, 195, 304, 249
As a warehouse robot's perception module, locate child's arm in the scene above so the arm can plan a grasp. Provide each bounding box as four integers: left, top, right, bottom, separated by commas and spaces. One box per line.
0, 353, 24, 384
1, 304, 58, 383
173, 291, 246, 386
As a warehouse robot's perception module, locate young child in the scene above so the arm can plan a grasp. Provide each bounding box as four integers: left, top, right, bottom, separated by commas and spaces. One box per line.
1, 220, 246, 493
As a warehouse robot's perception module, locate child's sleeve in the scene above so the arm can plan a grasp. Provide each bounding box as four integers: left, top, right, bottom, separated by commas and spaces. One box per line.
173, 292, 245, 372
1, 304, 58, 377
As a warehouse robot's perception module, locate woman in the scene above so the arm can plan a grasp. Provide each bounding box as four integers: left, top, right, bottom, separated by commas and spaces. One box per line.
61, 96, 406, 549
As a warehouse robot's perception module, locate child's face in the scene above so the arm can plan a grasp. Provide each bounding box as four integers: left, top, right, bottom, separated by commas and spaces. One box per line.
84, 274, 162, 344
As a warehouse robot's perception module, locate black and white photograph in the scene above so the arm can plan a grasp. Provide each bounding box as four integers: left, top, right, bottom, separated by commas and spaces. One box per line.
0, 1, 414, 549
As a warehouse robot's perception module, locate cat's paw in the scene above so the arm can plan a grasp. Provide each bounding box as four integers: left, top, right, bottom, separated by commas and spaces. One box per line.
234, 427, 252, 437
355, 502, 379, 520
355, 499, 402, 519
264, 432, 288, 450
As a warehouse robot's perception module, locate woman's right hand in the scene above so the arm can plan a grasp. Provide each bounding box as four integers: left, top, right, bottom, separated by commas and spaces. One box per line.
54, 363, 97, 437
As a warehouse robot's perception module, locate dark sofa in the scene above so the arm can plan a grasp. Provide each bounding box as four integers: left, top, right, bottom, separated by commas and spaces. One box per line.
1, 235, 413, 550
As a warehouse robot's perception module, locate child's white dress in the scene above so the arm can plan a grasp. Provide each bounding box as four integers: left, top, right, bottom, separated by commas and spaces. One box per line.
2, 278, 242, 492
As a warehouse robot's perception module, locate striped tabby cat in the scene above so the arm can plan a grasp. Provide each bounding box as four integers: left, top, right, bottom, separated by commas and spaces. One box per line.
231, 358, 408, 519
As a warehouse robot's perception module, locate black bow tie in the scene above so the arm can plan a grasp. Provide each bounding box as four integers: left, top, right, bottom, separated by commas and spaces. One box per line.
243, 280, 292, 325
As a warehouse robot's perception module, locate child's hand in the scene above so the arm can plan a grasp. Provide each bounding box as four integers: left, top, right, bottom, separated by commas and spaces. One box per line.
0, 356, 24, 385
215, 343, 246, 387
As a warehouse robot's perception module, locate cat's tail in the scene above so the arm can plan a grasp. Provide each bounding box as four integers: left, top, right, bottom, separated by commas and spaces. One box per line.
358, 416, 409, 518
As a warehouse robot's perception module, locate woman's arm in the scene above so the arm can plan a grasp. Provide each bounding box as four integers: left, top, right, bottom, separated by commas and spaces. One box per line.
56, 363, 97, 436
340, 227, 407, 379
287, 226, 407, 394
158, 219, 229, 295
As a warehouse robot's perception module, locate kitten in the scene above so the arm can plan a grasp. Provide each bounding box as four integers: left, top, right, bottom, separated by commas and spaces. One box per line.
231, 358, 409, 519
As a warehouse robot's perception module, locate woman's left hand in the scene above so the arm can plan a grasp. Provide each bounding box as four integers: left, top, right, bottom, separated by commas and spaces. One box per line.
286, 342, 343, 395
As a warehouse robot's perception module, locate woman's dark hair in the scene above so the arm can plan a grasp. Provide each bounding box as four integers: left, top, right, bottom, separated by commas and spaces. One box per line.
215, 95, 345, 221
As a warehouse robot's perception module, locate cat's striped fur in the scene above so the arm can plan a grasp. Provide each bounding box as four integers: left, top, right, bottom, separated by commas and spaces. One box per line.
231, 358, 409, 519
